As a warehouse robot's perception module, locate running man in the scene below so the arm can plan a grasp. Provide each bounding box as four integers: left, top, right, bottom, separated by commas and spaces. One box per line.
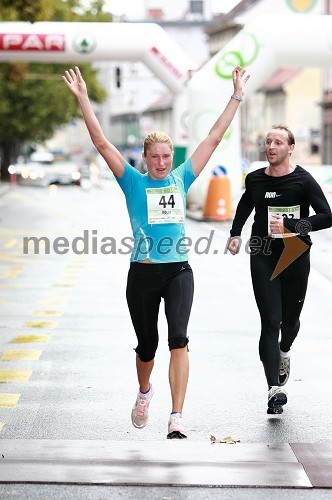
63, 65, 249, 438
228, 125, 332, 414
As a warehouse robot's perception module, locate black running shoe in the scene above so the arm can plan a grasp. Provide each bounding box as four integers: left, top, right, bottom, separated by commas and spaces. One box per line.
279, 355, 290, 386
267, 386, 287, 414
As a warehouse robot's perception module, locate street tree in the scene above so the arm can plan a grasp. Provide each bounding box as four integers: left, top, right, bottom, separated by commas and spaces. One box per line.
0, 0, 110, 180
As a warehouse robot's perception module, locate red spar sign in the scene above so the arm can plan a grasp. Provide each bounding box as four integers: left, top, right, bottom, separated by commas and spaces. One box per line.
0, 34, 65, 51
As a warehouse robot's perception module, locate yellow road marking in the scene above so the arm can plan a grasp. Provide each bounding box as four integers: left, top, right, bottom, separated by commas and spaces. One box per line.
0, 229, 82, 237
12, 335, 51, 343
0, 393, 21, 407
52, 283, 75, 288
4, 238, 18, 248
0, 255, 29, 264
0, 254, 60, 266
66, 260, 88, 268
0, 284, 26, 289
0, 370, 32, 383
4, 239, 18, 249
9, 191, 80, 224
0, 229, 37, 235
47, 289, 73, 295
38, 299, 67, 306
24, 321, 57, 329
5, 266, 23, 279
1, 350, 42, 361
32, 310, 63, 317
0, 422, 4, 431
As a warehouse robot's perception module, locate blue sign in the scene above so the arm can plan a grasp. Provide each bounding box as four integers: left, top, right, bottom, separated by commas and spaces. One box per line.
212, 165, 227, 176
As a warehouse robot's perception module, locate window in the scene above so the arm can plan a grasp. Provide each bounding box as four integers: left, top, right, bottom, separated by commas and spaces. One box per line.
190, 1, 203, 14
310, 129, 320, 155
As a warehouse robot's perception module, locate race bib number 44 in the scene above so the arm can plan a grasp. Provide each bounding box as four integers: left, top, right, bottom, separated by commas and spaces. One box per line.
268, 205, 300, 238
146, 186, 184, 224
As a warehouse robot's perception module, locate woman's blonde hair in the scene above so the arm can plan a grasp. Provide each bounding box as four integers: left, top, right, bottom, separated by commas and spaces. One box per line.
143, 131, 173, 156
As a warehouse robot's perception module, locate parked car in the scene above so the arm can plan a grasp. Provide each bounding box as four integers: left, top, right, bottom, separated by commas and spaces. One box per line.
10, 152, 81, 187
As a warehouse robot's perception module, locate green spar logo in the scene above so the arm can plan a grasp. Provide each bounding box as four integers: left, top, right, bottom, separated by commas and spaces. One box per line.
215, 31, 259, 80
72, 34, 97, 54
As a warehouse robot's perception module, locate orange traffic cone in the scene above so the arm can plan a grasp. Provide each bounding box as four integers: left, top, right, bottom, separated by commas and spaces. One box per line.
203, 176, 232, 221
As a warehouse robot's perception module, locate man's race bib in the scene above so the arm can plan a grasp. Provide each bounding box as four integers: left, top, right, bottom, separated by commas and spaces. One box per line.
146, 185, 184, 224
268, 205, 300, 238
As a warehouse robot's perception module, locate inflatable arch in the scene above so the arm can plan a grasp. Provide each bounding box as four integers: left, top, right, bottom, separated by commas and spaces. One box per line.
0, 22, 195, 93
187, 13, 332, 206
0, 21, 196, 163
1, 15, 332, 205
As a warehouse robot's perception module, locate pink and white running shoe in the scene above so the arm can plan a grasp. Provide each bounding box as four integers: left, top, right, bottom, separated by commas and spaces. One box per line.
131, 385, 154, 429
167, 412, 187, 439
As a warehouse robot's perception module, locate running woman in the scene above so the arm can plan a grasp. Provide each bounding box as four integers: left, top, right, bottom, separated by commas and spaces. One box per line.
63, 65, 249, 438
228, 125, 332, 414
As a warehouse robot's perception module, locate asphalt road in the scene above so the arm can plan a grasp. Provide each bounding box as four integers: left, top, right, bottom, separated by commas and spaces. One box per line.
0, 180, 331, 499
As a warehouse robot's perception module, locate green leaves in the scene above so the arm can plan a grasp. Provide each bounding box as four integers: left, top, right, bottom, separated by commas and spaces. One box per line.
0, 0, 50, 22
0, 0, 110, 179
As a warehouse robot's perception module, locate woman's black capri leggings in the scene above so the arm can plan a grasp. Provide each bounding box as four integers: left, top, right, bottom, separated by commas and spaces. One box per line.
126, 261, 194, 362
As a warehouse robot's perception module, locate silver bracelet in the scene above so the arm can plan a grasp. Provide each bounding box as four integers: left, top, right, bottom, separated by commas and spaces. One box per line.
231, 94, 243, 102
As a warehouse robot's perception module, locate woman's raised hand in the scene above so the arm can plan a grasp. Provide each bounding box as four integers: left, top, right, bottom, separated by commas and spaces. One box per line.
62, 66, 87, 98
232, 66, 250, 97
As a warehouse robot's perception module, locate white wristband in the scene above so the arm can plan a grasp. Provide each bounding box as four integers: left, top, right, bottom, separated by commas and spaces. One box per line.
231, 94, 243, 102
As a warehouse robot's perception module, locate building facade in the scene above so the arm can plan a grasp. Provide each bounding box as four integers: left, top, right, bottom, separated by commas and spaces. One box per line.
205, 0, 331, 165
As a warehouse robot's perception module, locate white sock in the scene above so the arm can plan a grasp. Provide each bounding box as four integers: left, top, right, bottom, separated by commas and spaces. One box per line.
139, 384, 151, 398
280, 349, 290, 358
